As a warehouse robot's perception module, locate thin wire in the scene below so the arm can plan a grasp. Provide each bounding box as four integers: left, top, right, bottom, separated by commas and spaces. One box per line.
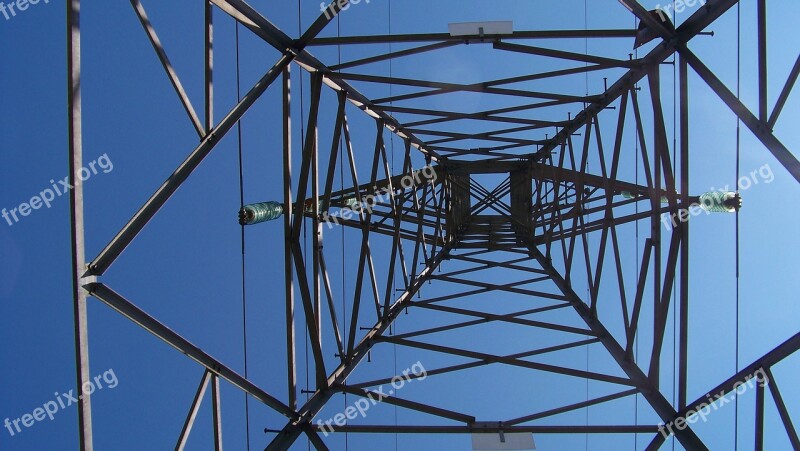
585, 294, 590, 448
388, 3, 399, 449
393, 324, 399, 451
297, 3, 310, 451
584, 3, 589, 448
584, 0, 589, 98
734, 3, 741, 450
389, 0, 395, 176
336, 10, 350, 451
234, 19, 252, 451
671, 4, 678, 448
633, 16, 640, 450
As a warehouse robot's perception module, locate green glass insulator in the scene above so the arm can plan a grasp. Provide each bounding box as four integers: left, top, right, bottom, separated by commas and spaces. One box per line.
620, 191, 669, 203
239, 201, 284, 225
699, 191, 740, 213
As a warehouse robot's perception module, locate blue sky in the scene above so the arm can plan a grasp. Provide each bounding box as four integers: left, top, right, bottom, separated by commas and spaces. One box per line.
1, 0, 799, 450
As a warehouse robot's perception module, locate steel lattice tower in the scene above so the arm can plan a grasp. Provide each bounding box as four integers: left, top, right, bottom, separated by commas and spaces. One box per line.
66, 0, 800, 449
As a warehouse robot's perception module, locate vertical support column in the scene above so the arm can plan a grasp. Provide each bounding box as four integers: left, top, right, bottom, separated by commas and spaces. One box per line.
754, 377, 765, 451
757, 0, 767, 123
283, 66, 297, 411
678, 55, 689, 410
651, 68, 663, 387
510, 169, 532, 243
67, 0, 93, 448
311, 77, 322, 354
212, 375, 223, 450
205, 0, 213, 133
288, 72, 327, 387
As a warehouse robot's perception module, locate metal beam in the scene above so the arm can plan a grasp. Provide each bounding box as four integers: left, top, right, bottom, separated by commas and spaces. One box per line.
88, 0, 347, 276
129, 0, 205, 137
282, 66, 297, 411
211, 375, 223, 451
679, 45, 800, 183
205, 0, 213, 133
210, 0, 440, 161
536, 0, 741, 161
493, 41, 639, 68
621, 0, 800, 183
312, 424, 659, 434
90, 55, 297, 275
678, 54, 690, 410
526, 246, 707, 450
506, 389, 639, 425
309, 29, 639, 45
67, 0, 93, 447
87, 283, 297, 420
331, 41, 459, 71
768, 54, 800, 129
175, 371, 212, 451
266, 242, 455, 450
337, 385, 475, 424
677, 332, 800, 427
381, 337, 633, 386
765, 367, 800, 449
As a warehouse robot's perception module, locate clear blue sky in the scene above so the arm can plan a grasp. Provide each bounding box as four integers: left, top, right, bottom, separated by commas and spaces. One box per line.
1, 0, 798, 450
